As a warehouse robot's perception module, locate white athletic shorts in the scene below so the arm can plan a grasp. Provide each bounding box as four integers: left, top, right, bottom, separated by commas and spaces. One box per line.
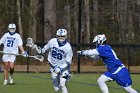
2, 54, 16, 62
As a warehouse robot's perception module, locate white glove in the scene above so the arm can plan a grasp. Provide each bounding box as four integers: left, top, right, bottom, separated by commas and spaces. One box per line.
36, 47, 42, 54
22, 51, 28, 57
36, 47, 46, 54
54, 67, 62, 74
77, 50, 84, 55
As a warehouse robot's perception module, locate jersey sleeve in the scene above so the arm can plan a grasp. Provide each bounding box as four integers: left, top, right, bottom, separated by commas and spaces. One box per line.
82, 49, 99, 56
0, 34, 6, 45
65, 46, 73, 64
43, 39, 51, 51
17, 34, 23, 46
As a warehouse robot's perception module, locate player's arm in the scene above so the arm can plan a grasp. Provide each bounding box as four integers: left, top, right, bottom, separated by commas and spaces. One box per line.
18, 45, 25, 53
77, 49, 100, 59
37, 42, 50, 55
18, 35, 28, 57
0, 34, 6, 46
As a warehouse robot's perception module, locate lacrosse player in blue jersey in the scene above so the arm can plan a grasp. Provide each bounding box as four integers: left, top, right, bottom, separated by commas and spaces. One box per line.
77, 34, 138, 93
0, 23, 28, 85
37, 29, 73, 93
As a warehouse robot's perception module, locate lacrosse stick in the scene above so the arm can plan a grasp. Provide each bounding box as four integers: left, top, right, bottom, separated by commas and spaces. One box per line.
26, 38, 38, 50
0, 51, 44, 62
26, 37, 45, 61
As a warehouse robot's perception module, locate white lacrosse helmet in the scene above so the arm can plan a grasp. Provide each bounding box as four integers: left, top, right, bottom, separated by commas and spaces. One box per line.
93, 34, 107, 46
8, 23, 16, 33
56, 29, 67, 43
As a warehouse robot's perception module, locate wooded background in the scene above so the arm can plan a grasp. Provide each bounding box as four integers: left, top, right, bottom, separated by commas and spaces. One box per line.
0, 0, 140, 72
0, 0, 140, 44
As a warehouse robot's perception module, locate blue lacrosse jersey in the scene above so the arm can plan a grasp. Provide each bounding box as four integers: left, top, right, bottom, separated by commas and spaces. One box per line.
96, 45, 123, 73
97, 45, 132, 87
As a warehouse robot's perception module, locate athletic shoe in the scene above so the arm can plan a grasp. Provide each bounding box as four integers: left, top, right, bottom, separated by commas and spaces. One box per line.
9, 76, 13, 84
3, 80, 8, 85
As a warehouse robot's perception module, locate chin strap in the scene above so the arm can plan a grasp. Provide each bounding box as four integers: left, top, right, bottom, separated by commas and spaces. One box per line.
9, 31, 16, 35
57, 39, 67, 47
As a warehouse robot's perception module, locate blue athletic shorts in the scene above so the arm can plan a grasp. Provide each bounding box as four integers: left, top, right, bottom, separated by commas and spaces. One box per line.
104, 68, 132, 87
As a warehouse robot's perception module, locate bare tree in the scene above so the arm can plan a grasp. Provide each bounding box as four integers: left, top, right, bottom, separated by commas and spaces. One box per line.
92, 0, 98, 38
72, 0, 78, 43
17, 0, 23, 38
81, 0, 90, 44
64, 5, 71, 41
117, 0, 128, 43
44, 0, 56, 42
29, 0, 38, 42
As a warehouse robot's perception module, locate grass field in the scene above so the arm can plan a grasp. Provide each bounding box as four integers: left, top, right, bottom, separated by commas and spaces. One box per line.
0, 73, 139, 93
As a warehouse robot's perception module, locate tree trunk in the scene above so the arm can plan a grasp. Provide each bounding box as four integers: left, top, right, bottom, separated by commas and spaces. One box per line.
17, 0, 23, 38
44, 0, 56, 42
82, 0, 90, 44
64, 5, 71, 41
29, 0, 38, 42
117, 0, 128, 43
92, 0, 98, 39
128, 9, 134, 43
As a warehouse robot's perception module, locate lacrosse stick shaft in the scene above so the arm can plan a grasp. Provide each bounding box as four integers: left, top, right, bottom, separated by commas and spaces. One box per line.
0, 51, 44, 61
0, 51, 22, 56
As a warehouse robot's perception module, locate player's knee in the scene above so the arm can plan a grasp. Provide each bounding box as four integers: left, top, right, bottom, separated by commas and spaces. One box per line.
52, 72, 58, 80
97, 77, 103, 84
4, 65, 9, 70
60, 82, 66, 88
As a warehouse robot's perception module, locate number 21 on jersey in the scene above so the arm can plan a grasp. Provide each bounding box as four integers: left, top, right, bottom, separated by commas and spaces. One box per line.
7, 40, 14, 47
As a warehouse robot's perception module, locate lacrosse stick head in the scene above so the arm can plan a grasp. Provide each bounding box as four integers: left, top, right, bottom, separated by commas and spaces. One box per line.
26, 38, 33, 47
26, 38, 37, 49
36, 55, 44, 62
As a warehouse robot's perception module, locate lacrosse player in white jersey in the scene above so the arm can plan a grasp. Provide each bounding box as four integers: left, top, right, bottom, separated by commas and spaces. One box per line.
37, 29, 73, 93
0, 23, 28, 85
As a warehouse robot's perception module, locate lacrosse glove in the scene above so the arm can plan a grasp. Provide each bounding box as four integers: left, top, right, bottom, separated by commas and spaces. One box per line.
54, 67, 62, 74
77, 50, 84, 55
22, 51, 28, 57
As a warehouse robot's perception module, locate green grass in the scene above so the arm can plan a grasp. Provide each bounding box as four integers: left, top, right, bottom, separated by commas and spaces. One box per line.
0, 73, 139, 93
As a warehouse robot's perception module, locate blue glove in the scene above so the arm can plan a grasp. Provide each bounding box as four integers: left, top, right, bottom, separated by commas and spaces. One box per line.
54, 67, 62, 74
22, 51, 28, 57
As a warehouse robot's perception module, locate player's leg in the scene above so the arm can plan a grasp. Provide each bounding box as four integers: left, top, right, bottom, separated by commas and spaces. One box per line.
124, 86, 138, 93
60, 77, 68, 93
60, 70, 70, 93
51, 71, 60, 92
8, 55, 16, 84
9, 62, 14, 84
3, 62, 9, 85
97, 72, 114, 93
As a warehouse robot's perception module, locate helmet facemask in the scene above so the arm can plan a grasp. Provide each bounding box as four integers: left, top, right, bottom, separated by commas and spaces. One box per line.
8, 24, 16, 33
57, 35, 67, 43
93, 34, 106, 47
57, 29, 67, 44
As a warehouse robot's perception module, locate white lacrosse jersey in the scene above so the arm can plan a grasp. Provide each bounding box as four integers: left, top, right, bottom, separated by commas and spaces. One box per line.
43, 38, 73, 68
0, 32, 23, 54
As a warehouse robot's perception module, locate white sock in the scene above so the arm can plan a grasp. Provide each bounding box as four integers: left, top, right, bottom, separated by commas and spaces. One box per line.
124, 86, 138, 93
99, 83, 109, 93
62, 86, 68, 93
